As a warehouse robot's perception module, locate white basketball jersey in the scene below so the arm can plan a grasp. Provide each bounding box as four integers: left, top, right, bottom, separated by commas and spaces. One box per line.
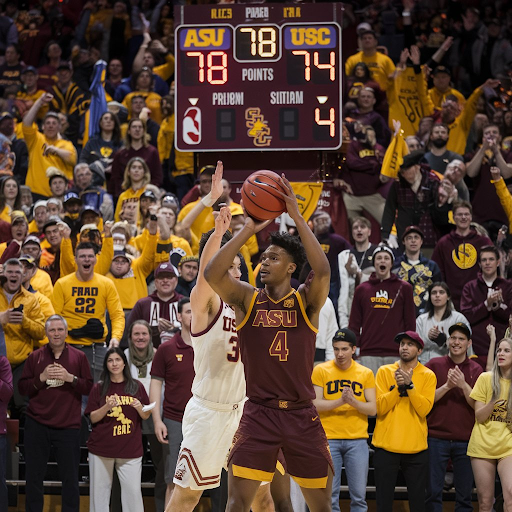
191, 301, 246, 404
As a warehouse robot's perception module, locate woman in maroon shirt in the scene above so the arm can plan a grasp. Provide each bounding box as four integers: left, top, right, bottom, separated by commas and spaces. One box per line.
85, 347, 150, 512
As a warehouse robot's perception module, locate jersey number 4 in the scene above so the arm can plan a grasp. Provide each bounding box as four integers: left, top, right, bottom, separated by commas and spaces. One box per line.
269, 331, 289, 362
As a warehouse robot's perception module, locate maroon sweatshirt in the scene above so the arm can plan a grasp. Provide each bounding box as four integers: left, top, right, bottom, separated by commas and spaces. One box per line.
431, 230, 492, 310
426, 355, 482, 440
460, 274, 512, 356
349, 273, 416, 357
18, 344, 93, 429
150, 332, 194, 422
0, 356, 13, 435
343, 139, 385, 196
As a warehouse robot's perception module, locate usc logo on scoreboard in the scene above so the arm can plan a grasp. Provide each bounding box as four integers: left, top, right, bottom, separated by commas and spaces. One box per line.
180, 27, 230, 50
284, 26, 336, 50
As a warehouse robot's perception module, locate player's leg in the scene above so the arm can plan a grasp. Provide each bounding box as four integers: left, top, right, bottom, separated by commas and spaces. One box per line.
166, 485, 203, 512
270, 470, 293, 512
226, 464, 265, 512
298, 466, 334, 512
252, 483, 276, 512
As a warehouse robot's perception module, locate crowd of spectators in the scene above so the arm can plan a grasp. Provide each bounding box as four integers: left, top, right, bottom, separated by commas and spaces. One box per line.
0, 0, 510, 510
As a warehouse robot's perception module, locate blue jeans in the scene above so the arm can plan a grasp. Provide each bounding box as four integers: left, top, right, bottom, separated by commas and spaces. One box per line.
329, 438, 369, 512
426, 437, 473, 512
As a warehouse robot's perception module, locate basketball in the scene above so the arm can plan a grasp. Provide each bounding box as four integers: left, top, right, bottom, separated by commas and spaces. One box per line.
241, 170, 287, 221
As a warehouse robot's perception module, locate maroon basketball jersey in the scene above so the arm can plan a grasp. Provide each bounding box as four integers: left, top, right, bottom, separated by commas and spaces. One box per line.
237, 288, 317, 403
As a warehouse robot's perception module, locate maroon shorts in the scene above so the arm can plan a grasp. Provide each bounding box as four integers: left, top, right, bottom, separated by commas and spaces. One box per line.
228, 400, 333, 488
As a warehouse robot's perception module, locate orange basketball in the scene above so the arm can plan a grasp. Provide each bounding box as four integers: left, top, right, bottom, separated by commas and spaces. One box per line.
241, 170, 287, 221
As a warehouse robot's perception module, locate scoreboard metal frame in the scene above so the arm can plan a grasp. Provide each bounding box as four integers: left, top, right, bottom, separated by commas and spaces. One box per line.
174, 3, 343, 152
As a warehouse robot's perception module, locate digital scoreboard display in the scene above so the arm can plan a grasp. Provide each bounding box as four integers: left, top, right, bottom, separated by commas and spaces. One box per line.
174, 3, 343, 152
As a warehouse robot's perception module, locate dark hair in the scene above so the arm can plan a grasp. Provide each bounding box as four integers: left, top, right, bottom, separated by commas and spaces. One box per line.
351, 62, 371, 81
99, 347, 138, 397
198, 228, 233, 259
131, 68, 154, 91
99, 111, 121, 145
6, 43, 20, 56
479, 245, 500, 261
268, 232, 307, 271
426, 282, 453, 320
75, 241, 99, 256
178, 297, 190, 313
0, 176, 21, 212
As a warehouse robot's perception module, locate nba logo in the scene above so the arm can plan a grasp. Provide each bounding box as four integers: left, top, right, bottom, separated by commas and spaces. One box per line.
183, 107, 201, 145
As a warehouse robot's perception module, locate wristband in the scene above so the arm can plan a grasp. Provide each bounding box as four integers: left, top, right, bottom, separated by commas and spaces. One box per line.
201, 192, 216, 207
402, 11, 411, 16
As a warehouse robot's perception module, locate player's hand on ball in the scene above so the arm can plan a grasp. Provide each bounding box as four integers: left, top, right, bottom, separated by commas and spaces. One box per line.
239, 200, 273, 234
278, 174, 301, 220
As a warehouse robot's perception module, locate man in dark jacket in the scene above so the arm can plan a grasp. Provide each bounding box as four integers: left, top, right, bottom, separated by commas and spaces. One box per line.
382, 150, 452, 249
460, 245, 512, 368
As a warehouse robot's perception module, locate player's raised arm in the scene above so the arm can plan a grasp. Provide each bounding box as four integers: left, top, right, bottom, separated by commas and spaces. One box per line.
279, 174, 330, 318
205, 211, 268, 312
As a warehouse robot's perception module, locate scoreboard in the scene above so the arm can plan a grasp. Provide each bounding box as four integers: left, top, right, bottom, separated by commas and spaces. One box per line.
174, 3, 343, 152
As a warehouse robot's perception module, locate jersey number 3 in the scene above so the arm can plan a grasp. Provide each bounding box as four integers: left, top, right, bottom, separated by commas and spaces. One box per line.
227, 336, 240, 362
269, 331, 289, 362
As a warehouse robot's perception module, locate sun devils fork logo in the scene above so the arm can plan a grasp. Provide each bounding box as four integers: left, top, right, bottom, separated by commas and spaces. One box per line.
245, 108, 272, 147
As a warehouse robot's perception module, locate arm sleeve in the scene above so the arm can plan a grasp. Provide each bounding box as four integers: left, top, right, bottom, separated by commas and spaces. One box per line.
376, 367, 401, 415
135, 233, 157, 277
408, 370, 436, 418
460, 87, 483, 132
22, 298, 45, 341
492, 179, 512, 231
403, 284, 417, 331
76, 353, 94, 395
106, 281, 125, 340
0, 357, 13, 403
381, 184, 398, 239
96, 238, 115, 275
18, 354, 46, 398
149, 148, 163, 187
460, 283, 490, 323
59, 238, 77, 277
348, 286, 363, 345
337, 251, 353, 328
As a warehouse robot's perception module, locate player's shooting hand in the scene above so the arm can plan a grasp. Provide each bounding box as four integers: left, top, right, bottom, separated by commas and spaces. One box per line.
240, 200, 273, 235
278, 173, 301, 221
155, 420, 169, 444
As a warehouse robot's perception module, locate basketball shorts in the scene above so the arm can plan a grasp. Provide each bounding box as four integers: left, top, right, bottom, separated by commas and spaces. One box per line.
228, 400, 333, 489
173, 395, 244, 490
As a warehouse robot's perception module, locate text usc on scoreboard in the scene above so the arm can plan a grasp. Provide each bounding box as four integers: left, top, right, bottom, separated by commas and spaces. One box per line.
174, 3, 343, 152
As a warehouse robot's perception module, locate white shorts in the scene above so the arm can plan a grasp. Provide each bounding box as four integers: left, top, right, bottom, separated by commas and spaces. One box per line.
173, 395, 244, 490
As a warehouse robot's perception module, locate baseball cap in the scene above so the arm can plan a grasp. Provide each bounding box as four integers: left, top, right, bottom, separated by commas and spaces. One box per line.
356, 22, 372, 34
141, 190, 157, 201
79, 206, 100, 219
80, 223, 100, 234
432, 65, 451, 77
402, 225, 424, 240
395, 331, 424, 349
179, 255, 199, 267
155, 262, 178, 278
57, 62, 72, 71
46, 166, 69, 183
0, 111, 13, 123
21, 66, 38, 75
333, 328, 357, 345
19, 254, 36, 266
22, 235, 41, 247
112, 250, 133, 263
400, 150, 425, 171
199, 165, 216, 177
230, 204, 244, 217
64, 192, 81, 204
372, 244, 395, 262
33, 200, 48, 211
448, 322, 471, 339
11, 210, 28, 224
161, 194, 179, 210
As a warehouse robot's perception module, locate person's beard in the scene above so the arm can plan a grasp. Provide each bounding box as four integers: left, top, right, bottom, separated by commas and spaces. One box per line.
431, 138, 447, 149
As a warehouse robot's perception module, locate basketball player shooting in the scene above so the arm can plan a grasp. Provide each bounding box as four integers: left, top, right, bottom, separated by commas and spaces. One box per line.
168, 161, 275, 512
205, 172, 334, 512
